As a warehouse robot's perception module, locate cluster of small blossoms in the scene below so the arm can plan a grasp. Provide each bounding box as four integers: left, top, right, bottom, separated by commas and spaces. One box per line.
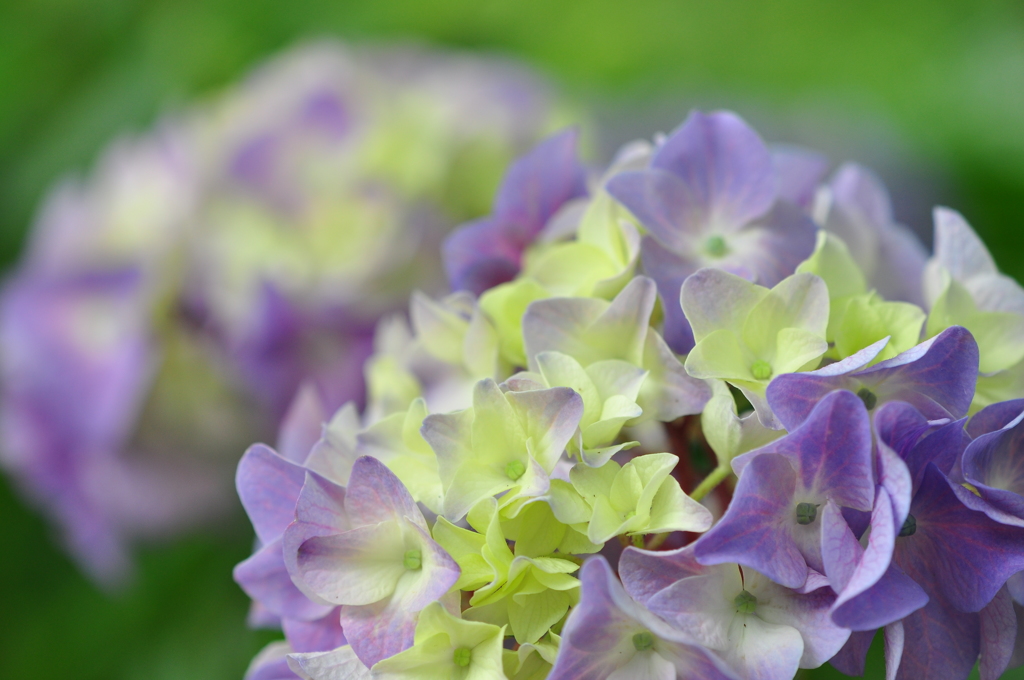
0, 41, 563, 583
236, 110, 1024, 680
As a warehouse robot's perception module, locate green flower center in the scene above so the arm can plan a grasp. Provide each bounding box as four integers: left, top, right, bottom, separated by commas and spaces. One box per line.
704, 235, 728, 258
632, 631, 654, 651
750, 360, 773, 381
506, 460, 526, 481
856, 387, 877, 410
403, 550, 422, 570
796, 502, 818, 525
453, 647, 472, 667
734, 589, 758, 614
899, 514, 917, 537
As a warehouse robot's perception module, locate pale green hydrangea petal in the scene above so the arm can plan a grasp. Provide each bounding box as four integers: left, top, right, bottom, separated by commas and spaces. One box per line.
772, 327, 830, 375
523, 276, 657, 368
684, 329, 753, 381
741, 273, 829, 361
371, 602, 506, 680
356, 398, 444, 513
680, 268, 769, 344
479, 279, 551, 367
795, 231, 867, 299
927, 274, 1024, 373
700, 380, 783, 465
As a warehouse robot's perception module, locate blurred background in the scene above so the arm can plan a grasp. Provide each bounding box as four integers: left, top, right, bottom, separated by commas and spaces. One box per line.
1, 1, 1022, 678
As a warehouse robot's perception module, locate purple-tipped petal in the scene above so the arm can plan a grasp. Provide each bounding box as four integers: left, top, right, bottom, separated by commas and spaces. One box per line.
442, 217, 521, 295
344, 456, 424, 529
234, 538, 334, 621
237, 444, 308, 545
493, 128, 587, 242
619, 545, 706, 605
340, 599, 418, 668
651, 111, 776, 229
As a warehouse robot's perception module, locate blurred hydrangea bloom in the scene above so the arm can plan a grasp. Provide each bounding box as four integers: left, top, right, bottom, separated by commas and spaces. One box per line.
0, 40, 565, 584
235, 108, 1024, 680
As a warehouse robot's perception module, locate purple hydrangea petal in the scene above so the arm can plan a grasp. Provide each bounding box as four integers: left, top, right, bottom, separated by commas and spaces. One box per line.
979, 586, 1017, 680
694, 453, 808, 588
441, 217, 521, 294
549, 556, 738, 680
899, 417, 970, 494
294, 523, 408, 606
895, 598, 979, 680
639, 238, 699, 352
493, 128, 587, 241
961, 410, 1024, 524
339, 599, 418, 669
237, 444, 308, 545
282, 608, 346, 653
733, 390, 875, 512
719, 202, 819, 288
276, 383, 329, 464
828, 630, 875, 677
282, 471, 351, 603
234, 538, 334, 621
897, 463, 1024, 613
344, 456, 425, 529
967, 399, 1024, 438
767, 327, 979, 430
771, 145, 829, 209
287, 645, 371, 680
619, 545, 706, 604
830, 163, 894, 231
651, 111, 776, 230
444, 128, 586, 294
822, 498, 928, 630
606, 169, 709, 252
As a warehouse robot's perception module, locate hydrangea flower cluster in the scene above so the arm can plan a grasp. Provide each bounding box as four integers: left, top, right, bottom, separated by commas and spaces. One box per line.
236, 110, 1024, 680
0, 41, 563, 584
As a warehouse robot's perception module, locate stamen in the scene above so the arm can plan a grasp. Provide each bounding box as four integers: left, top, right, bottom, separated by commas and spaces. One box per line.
505, 460, 526, 481
403, 550, 422, 570
734, 589, 758, 614
796, 502, 818, 525
632, 631, 654, 651
750, 360, 772, 381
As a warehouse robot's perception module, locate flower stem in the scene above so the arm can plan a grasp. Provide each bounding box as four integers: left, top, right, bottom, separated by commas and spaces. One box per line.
690, 464, 732, 502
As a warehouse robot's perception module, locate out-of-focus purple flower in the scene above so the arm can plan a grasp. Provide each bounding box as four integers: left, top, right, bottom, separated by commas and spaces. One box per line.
443, 129, 589, 295
1, 40, 563, 583
548, 556, 738, 680
766, 326, 979, 431
0, 269, 227, 584
606, 110, 819, 352
694, 390, 875, 590
620, 546, 849, 680
813, 163, 928, 306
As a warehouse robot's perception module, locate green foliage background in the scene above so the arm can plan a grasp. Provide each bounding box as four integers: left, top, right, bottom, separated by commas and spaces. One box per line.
0, 1, 1022, 678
